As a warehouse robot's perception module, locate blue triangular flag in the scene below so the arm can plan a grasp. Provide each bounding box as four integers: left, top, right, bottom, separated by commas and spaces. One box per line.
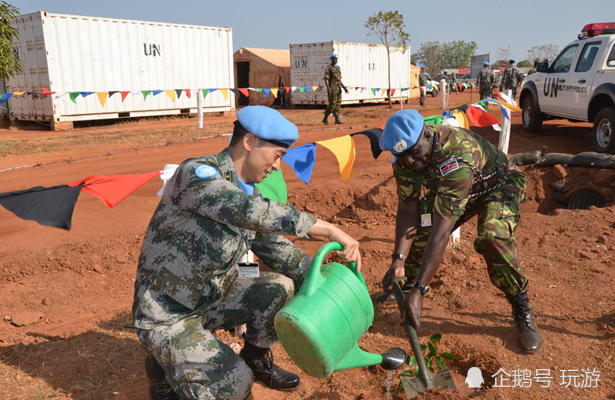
282, 143, 317, 185
263, 88, 271, 97
304, 86, 312, 93
80, 91, 94, 98
152, 90, 164, 96
0, 93, 13, 104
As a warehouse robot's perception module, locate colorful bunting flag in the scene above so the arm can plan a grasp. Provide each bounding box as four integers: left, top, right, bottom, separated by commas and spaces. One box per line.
175, 89, 183, 99
152, 90, 164, 96
285, 87, 291, 93
120, 91, 131, 102
68, 172, 160, 208
316, 136, 356, 181
202, 89, 209, 98
263, 88, 271, 97
0, 93, 12, 105
271, 88, 279, 98
97, 92, 109, 107
80, 91, 94, 98
304, 86, 311, 93
390, 89, 396, 97
371, 88, 377, 96
423, 115, 444, 125
42, 88, 56, 96
351, 128, 384, 160
219, 89, 229, 100
255, 169, 287, 204
185, 89, 192, 99
238, 88, 250, 98
69, 92, 81, 103
299, 87, 305, 93
13, 90, 27, 96
108, 91, 119, 98
466, 105, 500, 127
142, 90, 152, 101
164, 90, 176, 102
312, 85, 318, 92
282, 143, 317, 185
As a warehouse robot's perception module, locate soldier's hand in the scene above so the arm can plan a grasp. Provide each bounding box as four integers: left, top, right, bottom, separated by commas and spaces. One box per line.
382, 261, 405, 293
329, 228, 361, 272
404, 289, 423, 331
344, 87, 349, 94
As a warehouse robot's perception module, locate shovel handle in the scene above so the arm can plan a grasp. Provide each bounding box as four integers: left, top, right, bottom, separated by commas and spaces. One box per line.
392, 278, 432, 388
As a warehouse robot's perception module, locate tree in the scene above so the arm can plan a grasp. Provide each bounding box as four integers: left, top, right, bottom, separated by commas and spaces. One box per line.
365, 10, 410, 108
517, 60, 533, 68
527, 44, 560, 63
0, 1, 21, 81
414, 41, 443, 73
440, 40, 478, 69
495, 47, 512, 63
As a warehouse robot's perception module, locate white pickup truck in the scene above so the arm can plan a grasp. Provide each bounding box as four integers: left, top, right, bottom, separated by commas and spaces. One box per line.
520, 22, 615, 153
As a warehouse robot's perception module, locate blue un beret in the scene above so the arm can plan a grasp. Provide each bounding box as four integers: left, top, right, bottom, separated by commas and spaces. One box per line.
236, 106, 298, 148
380, 109, 425, 155
483, 61, 490, 66
509, 59, 515, 63
330, 53, 338, 58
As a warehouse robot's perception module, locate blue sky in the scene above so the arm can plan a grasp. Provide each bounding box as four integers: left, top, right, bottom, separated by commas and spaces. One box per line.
15, 0, 615, 61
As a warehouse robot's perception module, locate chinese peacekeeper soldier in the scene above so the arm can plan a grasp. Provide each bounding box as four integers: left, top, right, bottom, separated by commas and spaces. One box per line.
379, 109, 543, 354
133, 106, 362, 400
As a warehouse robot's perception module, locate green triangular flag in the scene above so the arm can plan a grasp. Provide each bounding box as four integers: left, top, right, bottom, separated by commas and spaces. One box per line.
423, 115, 444, 125
69, 92, 80, 103
255, 169, 287, 204
371, 88, 377, 96
142, 90, 151, 101
202, 89, 209, 98
256, 88, 263, 94
477, 100, 488, 111
299, 87, 305, 93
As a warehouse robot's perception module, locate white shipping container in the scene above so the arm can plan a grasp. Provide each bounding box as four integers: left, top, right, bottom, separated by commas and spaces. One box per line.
7, 11, 235, 129
0, 79, 7, 118
290, 41, 411, 106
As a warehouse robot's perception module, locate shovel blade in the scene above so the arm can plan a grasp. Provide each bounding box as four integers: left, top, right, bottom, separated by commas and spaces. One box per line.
433, 368, 456, 390
399, 375, 428, 399
400, 369, 456, 398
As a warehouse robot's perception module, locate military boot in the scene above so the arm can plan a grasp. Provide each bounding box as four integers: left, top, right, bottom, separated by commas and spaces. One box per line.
505, 290, 543, 353
145, 353, 182, 400
240, 341, 300, 391
334, 115, 345, 125
322, 115, 329, 125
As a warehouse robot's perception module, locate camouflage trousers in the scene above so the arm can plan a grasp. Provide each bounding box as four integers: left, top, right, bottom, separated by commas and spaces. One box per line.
419, 87, 426, 106
479, 87, 491, 100
325, 89, 342, 117
404, 176, 529, 295
137, 268, 295, 400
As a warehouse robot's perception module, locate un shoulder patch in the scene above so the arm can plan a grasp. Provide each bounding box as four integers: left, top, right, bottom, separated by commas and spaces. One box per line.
438, 157, 460, 177
195, 165, 218, 179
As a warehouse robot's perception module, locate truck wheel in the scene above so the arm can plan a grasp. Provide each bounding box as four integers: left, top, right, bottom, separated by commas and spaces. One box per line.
431, 89, 439, 98
592, 107, 615, 154
522, 95, 543, 132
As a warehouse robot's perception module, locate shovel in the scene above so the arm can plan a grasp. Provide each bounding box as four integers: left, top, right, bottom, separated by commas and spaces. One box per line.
392, 278, 456, 398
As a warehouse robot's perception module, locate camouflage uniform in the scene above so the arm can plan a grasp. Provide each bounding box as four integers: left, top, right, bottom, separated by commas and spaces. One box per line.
393, 125, 529, 295
476, 68, 494, 100
324, 64, 343, 117
133, 148, 317, 400
418, 72, 429, 106
501, 65, 522, 98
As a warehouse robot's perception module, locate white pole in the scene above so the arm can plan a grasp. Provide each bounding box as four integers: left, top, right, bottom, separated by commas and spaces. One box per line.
197, 89, 204, 130
498, 89, 512, 154
448, 228, 461, 249
440, 79, 446, 110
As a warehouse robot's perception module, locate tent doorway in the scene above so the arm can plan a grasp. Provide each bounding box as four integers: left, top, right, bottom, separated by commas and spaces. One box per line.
236, 61, 250, 106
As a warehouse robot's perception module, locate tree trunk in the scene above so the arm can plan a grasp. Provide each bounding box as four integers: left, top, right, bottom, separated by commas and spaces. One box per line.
387, 49, 392, 108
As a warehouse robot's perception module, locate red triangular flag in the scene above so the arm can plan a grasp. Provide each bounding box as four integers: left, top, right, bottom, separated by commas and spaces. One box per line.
466, 106, 500, 127
390, 89, 396, 97
284, 87, 290, 93
42, 88, 56, 96
68, 172, 160, 208
238, 88, 250, 98
185, 89, 191, 99
120, 91, 131, 102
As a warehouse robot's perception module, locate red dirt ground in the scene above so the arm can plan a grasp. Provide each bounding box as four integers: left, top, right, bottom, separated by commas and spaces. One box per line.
1, 92, 613, 400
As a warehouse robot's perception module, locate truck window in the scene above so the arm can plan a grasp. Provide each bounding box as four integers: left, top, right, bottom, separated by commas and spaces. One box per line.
552, 45, 579, 73
608, 44, 615, 67
576, 42, 601, 72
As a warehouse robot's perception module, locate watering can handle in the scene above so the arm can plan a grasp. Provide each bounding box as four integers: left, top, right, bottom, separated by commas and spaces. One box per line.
303, 242, 365, 296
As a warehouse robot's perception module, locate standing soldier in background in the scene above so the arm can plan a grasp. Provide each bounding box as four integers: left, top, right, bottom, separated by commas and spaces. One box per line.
500, 59, 522, 98
418, 64, 429, 106
323, 54, 349, 125
476, 61, 494, 100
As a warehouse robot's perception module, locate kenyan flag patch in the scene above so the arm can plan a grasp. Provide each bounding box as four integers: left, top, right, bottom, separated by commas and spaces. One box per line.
438, 157, 460, 176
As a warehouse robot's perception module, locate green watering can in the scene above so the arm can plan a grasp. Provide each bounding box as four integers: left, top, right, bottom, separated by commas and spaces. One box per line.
274, 242, 406, 378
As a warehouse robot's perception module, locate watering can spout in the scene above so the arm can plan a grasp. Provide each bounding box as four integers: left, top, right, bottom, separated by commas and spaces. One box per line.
334, 343, 383, 371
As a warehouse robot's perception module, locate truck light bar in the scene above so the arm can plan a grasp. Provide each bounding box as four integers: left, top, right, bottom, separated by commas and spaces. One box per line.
581, 22, 615, 37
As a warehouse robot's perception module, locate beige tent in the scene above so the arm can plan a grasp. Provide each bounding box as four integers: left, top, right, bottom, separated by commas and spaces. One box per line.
234, 47, 291, 107
410, 64, 420, 99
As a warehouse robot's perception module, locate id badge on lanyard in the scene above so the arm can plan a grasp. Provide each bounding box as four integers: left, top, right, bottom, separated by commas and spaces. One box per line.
420, 192, 432, 228
238, 230, 259, 279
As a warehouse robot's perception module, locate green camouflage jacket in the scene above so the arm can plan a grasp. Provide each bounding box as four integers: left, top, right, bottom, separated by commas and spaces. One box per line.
133, 148, 317, 329
393, 125, 523, 221
325, 64, 343, 91
476, 68, 494, 87
501, 66, 521, 88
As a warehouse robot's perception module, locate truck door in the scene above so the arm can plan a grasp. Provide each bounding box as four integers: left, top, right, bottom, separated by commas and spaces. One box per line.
538, 44, 579, 114
565, 40, 604, 118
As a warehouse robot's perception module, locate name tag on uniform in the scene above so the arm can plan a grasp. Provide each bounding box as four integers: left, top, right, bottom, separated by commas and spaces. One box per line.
421, 213, 432, 227
238, 262, 260, 279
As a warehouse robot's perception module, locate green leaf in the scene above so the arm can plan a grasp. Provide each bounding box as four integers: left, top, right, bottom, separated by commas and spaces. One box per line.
436, 357, 446, 370
400, 370, 413, 376
427, 342, 438, 358
425, 360, 432, 369
420, 344, 427, 350
440, 352, 457, 360
429, 333, 442, 343
407, 356, 417, 366
429, 367, 435, 373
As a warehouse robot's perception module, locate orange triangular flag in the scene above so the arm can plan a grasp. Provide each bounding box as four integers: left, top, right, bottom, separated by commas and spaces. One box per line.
185, 89, 191, 99
219, 89, 229, 100
316, 135, 356, 181
271, 88, 279, 98
312, 85, 318, 92
239, 88, 250, 97
120, 91, 130, 102
13, 90, 27, 96
97, 92, 109, 107
285, 87, 290, 93
164, 90, 176, 102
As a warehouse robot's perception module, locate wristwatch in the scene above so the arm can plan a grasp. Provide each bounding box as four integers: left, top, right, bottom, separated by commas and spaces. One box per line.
412, 282, 431, 296
391, 253, 407, 262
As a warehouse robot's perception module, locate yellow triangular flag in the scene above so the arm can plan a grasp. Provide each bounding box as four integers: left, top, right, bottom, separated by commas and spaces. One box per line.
13, 90, 27, 96
316, 135, 356, 181
97, 92, 109, 108
348, 87, 355, 90
271, 88, 279, 98
220, 89, 229, 100
164, 90, 176, 102
312, 85, 318, 92
451, 110, 469, 129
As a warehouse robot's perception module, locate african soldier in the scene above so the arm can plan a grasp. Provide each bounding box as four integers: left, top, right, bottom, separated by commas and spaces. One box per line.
418, 65, 429, 106
379, 109, 543, 354
476, 61, 494, 100
133, 106, 362, 400
500, 59, 522, 98
323, 53, 349, 125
